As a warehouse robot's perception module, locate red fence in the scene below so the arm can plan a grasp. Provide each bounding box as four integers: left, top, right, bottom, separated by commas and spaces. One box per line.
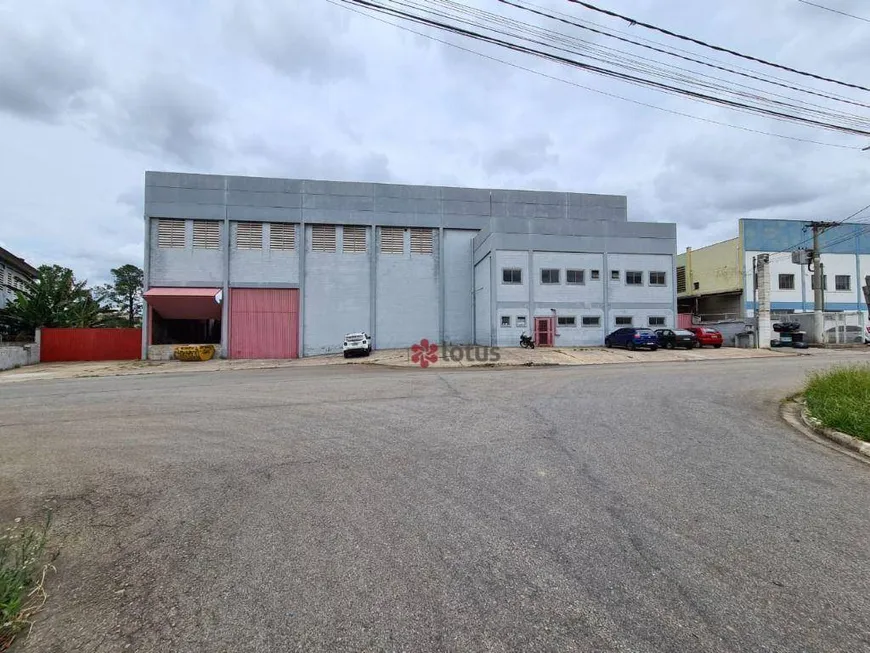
40, 328, 142, 362
677, 314, 694, 329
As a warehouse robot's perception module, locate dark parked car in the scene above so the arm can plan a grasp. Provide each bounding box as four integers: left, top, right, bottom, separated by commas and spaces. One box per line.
687, 326, 723, 348
605, 327, 659, 351
654, 328, 698, 349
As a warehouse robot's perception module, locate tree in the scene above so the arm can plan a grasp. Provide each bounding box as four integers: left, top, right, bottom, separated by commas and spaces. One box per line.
0, 265, 105, 338
96, 264, 144, 327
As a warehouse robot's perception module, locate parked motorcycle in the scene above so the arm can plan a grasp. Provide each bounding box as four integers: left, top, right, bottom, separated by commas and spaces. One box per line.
520, 332, 535, 349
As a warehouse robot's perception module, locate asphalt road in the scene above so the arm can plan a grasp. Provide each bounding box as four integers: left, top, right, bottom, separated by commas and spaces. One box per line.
1, 352, 869, 652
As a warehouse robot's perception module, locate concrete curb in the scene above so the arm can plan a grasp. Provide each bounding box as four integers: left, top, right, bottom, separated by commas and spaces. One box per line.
781, 398, 870, 464
799, 401, 870, 459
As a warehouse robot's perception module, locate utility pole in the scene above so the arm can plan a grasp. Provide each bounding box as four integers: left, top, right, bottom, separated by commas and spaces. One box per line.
809, 221, 838, 344
757, 254, 771, 349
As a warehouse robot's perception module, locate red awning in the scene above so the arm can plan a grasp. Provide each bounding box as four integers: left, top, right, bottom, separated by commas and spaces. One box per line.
144, 287, 222, 320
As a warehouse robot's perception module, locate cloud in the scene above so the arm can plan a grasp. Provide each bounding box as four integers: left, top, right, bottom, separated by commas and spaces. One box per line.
0, 12, 101, 121
482, 133, 559, 176
95, 72, 225, 166
225, 0, 365, 82
241, 137, 393, 183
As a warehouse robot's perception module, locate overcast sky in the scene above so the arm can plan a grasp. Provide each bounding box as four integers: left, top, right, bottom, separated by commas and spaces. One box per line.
2, 0, 868, 284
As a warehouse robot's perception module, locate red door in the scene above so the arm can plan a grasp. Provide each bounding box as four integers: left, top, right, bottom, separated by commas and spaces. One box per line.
229, 289, 299, 359
534, 317, 555, 347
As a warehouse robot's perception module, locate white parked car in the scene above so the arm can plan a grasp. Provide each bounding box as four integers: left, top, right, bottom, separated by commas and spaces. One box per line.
342, 332, 372, 358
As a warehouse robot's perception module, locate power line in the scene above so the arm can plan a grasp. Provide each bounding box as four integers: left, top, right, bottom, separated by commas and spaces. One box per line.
423, 0, 870, 129
796, 0, 870, 23
768, 203, 870, 262
339, 0, 870, 137
326, 0, 861, 149
500, 0, 870, 111
523, 0, 868, 108
565, 0, 870, 93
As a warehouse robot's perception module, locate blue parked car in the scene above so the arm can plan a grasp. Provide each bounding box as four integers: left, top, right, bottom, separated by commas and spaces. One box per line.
605, 327, 659, 351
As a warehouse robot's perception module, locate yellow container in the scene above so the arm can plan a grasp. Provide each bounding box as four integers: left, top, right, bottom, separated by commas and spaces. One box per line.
174, 345, 216, 361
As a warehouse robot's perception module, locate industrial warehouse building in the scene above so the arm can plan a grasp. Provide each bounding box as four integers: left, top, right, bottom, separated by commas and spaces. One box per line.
142, 172, 677, 359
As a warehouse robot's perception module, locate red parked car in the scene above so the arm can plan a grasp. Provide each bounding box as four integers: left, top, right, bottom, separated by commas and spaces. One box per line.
687, 327, 723, 348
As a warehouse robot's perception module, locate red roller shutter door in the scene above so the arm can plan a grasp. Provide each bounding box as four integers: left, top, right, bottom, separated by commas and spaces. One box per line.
229, 289, 299, 359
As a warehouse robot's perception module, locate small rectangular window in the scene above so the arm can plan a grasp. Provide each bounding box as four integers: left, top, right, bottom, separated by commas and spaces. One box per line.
516, 316, 527, 328
626, 271, 643, 285
835, 275, 850, 291
157, 219, 185, 248
649, 271, 667, 286
615, 316, 633, 326
582, 316, 601, 327
648, 316, 666, 327
410, 228, 433, 254
778, 274, 795, 290
541, 268, 560, 284
676, 266, 686, 293
500, 315, 511, 328
269, 223, 296, 250
236, 222, 263, 250
566, 269, 585, 285
810, 275, 827, 290
311, 225, 337, 252
611, 270, 620, 281
343, 225, 367, 253
193, 221, 221, 249
502, 268, 522, 284
380, 227, 404, 254
557, 316, 576, 327
590, 270, 600, 280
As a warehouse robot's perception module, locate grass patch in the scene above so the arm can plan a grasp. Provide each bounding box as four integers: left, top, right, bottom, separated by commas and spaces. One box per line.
805, 364, 870, 442
1, 513, 54, 651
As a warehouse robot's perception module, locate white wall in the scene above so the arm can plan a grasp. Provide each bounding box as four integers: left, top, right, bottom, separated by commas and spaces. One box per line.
606, 309, 674, 331
474, 255, 491, 345
495, 308, 530, 346
305, 226, 372, 355
532, 252, 605, 304
443, 230, 476, 343
744, 251, 869, 316
0, 343, 39, 371
606, 253, 673, 304
495, 250, 529, 302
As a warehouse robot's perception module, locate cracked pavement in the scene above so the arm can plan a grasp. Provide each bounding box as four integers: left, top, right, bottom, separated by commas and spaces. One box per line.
1, 351, 869, 652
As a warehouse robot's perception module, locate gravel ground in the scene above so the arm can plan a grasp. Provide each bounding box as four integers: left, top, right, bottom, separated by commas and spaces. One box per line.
0, 350, 868, 652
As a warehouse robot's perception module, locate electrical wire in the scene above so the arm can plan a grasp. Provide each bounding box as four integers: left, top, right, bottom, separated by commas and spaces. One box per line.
326, 0, 861, 149
431, 0, 870, 129
522, 0, 868, 109
566, 0, 870, 93
338, 0, 870, 137
500, 0, 870, 112
767, 205, 870, 263
796, 0, 870, 23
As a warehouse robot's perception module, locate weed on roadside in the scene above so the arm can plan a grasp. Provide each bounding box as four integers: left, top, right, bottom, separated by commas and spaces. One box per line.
0, 513, 55, 651
805, 364, 870, 442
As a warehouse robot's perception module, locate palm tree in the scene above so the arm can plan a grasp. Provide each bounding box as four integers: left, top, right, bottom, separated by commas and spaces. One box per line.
0, 265, 106, 338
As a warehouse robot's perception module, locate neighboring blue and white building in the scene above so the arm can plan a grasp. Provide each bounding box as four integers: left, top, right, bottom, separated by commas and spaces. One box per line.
677, 218, 869, 322
741, 219, 869, 318
142, 171, 677, 359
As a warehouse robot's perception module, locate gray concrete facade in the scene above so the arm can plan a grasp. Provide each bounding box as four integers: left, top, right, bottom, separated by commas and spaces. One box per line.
144, 172, 676, 356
